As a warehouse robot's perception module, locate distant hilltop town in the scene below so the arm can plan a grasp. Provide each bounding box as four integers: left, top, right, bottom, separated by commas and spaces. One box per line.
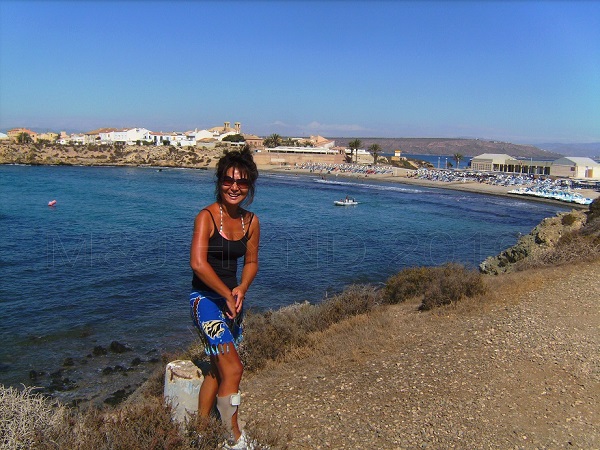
1, 122, 384, 165
2, 122, 267, 149
0, 121, 368, 167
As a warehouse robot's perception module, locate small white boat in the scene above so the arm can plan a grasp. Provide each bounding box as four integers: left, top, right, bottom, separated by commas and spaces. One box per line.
334, 198, 358, 206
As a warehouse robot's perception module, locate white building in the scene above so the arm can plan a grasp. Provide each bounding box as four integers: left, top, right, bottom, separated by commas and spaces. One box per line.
551, 157, 600, 180
191, 129, 214, 142
149, 131, 171, 146
125, 127, 152, 145
0, 132, 8, 140
470, 153, 515, 172
59, 133, 85, 145
170, 133, 196, 147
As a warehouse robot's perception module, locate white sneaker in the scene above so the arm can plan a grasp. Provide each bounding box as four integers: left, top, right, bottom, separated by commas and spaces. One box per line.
221, 430, 256, 450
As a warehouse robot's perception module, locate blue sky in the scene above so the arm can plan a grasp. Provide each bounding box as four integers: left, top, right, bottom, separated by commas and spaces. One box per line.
1, 1, 599, 143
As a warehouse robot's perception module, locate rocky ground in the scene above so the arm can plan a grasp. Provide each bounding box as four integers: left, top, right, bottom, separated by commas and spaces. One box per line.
240, 260, 599, 449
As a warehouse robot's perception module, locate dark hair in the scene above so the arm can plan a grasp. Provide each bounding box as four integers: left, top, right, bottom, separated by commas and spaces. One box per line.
215, 144, 259, 205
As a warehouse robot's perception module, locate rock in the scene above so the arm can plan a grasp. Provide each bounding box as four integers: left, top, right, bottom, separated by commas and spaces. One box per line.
92, 345, 107, 356
480, 210, 587, 274
131, 357, 142, 366
62, 357, 75, 367
104, 388, 132, 406
109, 341, 132, 353
29, 370, 44, 380
47, 376, 77, 392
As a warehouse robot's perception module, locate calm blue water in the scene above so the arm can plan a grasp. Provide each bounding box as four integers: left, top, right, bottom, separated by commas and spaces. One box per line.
0, 165, 569, 401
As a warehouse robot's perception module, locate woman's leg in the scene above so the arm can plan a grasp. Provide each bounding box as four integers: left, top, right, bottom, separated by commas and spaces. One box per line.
198, 358, 220, 417
213, 345, 244, 440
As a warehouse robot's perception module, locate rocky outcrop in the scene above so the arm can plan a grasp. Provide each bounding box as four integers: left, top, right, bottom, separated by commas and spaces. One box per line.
0, 143, 225, 168
479, 209, 588, 274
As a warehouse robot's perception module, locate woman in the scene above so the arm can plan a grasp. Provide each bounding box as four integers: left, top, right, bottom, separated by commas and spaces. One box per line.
189, 146, 260, 449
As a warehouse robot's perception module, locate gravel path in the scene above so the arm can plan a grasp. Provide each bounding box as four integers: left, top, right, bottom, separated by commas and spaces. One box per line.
241, 261, 599, 449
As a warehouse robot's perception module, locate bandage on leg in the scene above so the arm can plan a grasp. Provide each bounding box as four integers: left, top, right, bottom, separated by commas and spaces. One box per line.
216, 391, 241, 432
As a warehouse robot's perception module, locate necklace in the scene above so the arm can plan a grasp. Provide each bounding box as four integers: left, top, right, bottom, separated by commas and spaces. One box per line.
219, 204, 245, 236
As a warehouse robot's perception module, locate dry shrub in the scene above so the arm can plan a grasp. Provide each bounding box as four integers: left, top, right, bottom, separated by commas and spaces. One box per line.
583, 198, 600, 236
35, 396, 186, 450
184, 416, 230, 450
1, 385, 68, 450
561, 213, 578, 226
241, 303, 313, 371
420, 264, 488, 311
10, 386, 280, 450
383, 266, 434, 304
382, 263, 487, 311
241, 285, 380, 371
318, 284, 380, 327
586, 197, 600, 223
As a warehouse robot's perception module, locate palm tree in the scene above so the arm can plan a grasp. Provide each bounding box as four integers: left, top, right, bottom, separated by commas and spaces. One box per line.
263, 133, 282, 148
453, 153, 464, 169
17, 132, 33, 144
368, 143, 382, 165
348, 139, 361, 163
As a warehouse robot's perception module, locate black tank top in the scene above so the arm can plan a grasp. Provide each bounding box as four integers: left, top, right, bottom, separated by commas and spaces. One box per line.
192, 209, 254, 292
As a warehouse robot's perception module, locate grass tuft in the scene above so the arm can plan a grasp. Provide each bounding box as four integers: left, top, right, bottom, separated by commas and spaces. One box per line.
0, 385, 68, 450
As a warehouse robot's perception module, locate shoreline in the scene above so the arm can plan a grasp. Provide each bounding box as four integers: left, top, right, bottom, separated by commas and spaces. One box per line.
2, 141, 597, 208
3, 159, 597, 209
262, 165, 599, 209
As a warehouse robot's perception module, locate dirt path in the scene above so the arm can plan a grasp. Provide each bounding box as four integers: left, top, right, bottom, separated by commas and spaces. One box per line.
241, 261, 600, 449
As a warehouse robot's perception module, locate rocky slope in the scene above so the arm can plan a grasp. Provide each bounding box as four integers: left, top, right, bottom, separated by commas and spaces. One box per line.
479, 209, 589, 274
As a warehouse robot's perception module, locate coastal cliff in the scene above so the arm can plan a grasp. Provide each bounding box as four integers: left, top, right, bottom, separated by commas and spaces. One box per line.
0, 143, 224, 169
480, 201, 600, 274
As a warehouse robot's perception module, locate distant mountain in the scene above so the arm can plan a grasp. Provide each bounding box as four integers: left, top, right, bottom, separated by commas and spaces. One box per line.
331, 138, 562, 159
536, 142, 600, 158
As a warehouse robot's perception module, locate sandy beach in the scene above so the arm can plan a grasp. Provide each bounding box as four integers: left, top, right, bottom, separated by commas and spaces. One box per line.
263, 165, 599, 208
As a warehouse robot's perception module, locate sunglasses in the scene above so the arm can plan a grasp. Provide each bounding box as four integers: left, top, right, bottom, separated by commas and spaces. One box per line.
222, 175, 250, 189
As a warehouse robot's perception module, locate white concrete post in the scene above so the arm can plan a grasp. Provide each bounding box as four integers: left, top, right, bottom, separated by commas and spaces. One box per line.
163, 360, 204, 424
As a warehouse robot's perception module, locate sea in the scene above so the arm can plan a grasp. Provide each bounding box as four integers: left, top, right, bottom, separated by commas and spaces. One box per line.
0, 164, 570, 404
